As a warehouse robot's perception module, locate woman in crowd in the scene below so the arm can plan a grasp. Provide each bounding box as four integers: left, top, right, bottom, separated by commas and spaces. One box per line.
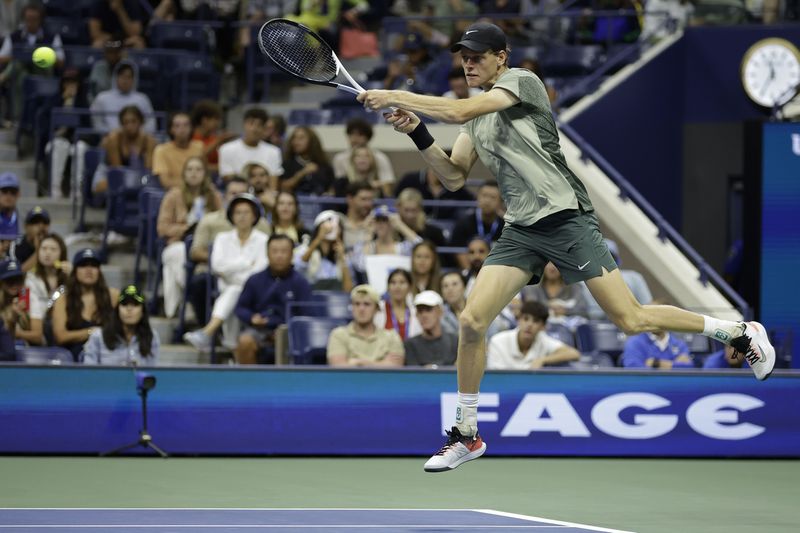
350, 205, 420, 274
270, 191, 308, 244
440, 270, 514, 340
25, 233, 71, 345
94, 105, 157, 194
157, 156, 222, 317
52, 249, 118, 361
84, 285, 160, 365
0, 258, 38, 347
336, 146, 389, 197
295, 211, 353, 291
410, 240, 440, 296
279, 126, 334, 195
246, 161, 279, 215
522, 261, 588, 320
376, 268, 420, 341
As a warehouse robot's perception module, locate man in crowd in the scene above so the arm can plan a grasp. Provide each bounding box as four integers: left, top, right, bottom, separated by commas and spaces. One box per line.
218, 107, 282, 182
152, 111, 204, 189
404, 290, 458, 368
15, 206, 49, 270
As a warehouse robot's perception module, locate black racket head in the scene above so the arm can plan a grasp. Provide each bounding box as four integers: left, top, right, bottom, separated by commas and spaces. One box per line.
258, 18, 339, 84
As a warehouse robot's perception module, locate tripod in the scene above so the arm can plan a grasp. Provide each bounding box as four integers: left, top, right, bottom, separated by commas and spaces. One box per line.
103, 385, 168, 457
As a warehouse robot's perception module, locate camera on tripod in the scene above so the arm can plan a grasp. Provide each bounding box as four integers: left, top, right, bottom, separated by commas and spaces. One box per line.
136, 372, 156, 393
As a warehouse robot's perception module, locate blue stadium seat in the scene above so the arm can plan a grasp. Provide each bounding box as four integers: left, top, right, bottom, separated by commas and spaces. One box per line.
288, 316, 348, 365
148, 23, 210, 53
169, 55, 220, 110
76, 147, 106, 232
174, 235, 198, 342
287, 109, 328, 125
576, 321, 627, 364
42, 0, 95, 17
99, 167, 146, 260
44, 17, 89, 46
15, 346, 73, 364
133, 188, 166, 314
542, 45, 604, 76
16, 75, 59, 149
287, 292, 352, 320
546, 323, 576, 347
673, 332, 712, 355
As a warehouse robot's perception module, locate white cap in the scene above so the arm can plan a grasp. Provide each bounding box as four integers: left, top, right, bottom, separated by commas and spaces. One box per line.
413, 290, 443, 308
313, 210, 341, 228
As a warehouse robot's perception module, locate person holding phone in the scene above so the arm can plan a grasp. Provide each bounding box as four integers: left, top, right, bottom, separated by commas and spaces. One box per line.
0, 258, 39, 347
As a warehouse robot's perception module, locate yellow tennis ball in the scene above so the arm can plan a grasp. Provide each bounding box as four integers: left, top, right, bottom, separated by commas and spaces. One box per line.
32, 46, 56, 69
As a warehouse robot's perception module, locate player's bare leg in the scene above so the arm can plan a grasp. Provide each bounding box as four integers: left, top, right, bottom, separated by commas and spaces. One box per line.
424, 264, 532, 472
586, 268, 775, 380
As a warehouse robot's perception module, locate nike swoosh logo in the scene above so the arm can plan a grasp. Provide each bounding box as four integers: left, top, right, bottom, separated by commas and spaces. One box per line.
577, 260, 591, 271
466, 30, 477, 34
756, 344, 767, 363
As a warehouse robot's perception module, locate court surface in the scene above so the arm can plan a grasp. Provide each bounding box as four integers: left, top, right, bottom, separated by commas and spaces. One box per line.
0, 508, 633, 532
0, 457, 797, 533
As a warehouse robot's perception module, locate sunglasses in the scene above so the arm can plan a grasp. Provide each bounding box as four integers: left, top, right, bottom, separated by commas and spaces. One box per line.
0, 188, 18, 194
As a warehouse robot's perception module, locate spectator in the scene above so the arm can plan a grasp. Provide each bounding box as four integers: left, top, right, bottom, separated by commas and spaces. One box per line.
336, 146, 389, 197
0, 257, 38, 346
263, 113, 286, 149
287, 0, 363, 35
440, 270, 466, 336
294, 210, 352, 291
463, 236, 490, 296
90, 61, 156, 134
152, 111, 205, 190
582, 239, 653, 320
382, 32, 438, 93
46, 68, 90, 198
246, 161, 279, 213
95, 105, 157, 193
88, 40, 126, 102
83, 285, 160, 365
622, 329, 694, 370
442, 67, 481, 99
449, 180, 504, 270
89, 0, 146, 49
394, 188, 447, 247
376, 268, 420, 341
0, 0, 24, 38
183, 193, 268, 352
404, 290, 457, 367
326, 283, 404, 368
218, 107, 282, 182
157, 156, 222, 318
279, 126, 334, 195
704, 344, 749, 370
234, 234, 313, 365
395, 166, 474, 221
522, 262, 588, 320
410, 240, 440, 295
271, 191, 308, 244
487, 301, 580, 370
331, 118, 395, 189
14, 206, 49, 271
342, 181, 374, 252
25, 232, 70, 346
190, 99, 237, 174
0, 172, 20, 243
350, 205, 420, 274
51, 249, 119, 362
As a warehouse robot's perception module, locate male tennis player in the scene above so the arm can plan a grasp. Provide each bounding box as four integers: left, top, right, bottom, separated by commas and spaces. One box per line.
357, 22, 775, 473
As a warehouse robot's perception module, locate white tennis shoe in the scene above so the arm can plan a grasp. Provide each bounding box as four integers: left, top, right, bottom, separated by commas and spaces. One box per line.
423, 427, 486, 473
731, 321, 775, 381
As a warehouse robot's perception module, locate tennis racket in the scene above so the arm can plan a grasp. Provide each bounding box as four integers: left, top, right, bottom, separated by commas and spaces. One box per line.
258, 18, 366, 97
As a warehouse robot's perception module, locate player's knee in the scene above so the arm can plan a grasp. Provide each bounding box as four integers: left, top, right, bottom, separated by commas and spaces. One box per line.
459, 309, 489, 342
610, 308, 646, 336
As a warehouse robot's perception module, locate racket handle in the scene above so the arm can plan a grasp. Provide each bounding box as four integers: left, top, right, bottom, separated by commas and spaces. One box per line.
336, 85, 363, 96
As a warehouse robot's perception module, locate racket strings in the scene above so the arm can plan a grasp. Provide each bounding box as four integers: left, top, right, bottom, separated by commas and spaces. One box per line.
259, 22, 338, 83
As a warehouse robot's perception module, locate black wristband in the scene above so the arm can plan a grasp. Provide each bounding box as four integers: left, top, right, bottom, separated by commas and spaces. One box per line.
407, 122, 435, 151
652, 358, 660, 369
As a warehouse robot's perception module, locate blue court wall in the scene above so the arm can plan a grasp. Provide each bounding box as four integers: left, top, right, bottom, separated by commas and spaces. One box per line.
1, 366, 798, 457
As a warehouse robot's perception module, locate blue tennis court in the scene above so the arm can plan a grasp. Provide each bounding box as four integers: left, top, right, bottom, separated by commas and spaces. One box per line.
0, 509, 634, 532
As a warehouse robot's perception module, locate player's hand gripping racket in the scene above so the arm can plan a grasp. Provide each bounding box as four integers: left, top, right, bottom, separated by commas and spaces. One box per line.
258, 18, 366, 97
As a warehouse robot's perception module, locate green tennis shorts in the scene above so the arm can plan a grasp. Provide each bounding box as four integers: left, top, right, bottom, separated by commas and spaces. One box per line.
484, 209, 618, 285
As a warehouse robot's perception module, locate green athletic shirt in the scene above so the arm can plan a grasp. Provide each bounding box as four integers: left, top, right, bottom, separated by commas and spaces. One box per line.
460, 68, 594, 226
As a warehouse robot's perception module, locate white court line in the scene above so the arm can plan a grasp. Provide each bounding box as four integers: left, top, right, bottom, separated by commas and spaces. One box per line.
0, 527, 564, 530
477, 510, 637, 533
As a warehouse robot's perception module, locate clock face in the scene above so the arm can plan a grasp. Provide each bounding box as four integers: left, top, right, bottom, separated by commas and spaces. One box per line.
741, 38, 800, 108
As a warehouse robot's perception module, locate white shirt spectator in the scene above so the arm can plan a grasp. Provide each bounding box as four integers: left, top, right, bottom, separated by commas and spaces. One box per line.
218, 138, 283, 179
210, 228, 269, 287
487, 329, 566, 370
332, 148, 396, 185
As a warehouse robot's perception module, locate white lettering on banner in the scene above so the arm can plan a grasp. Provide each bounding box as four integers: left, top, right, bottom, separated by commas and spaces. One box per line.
438, 392, 766, 440
440, 393, 499, 436
686, 394, 766, 440
792, 133, 800, 156
501, 393, 591, 437
591, 393, 679, 439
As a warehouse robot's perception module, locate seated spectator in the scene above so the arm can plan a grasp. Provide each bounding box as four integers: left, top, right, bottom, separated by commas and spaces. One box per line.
88, 40, 125, 102
440, 271, 467, 336
279, 126, 335, 195
350, 205, 420, 274
442, 67, 481, 99
463, 236, 490, 296
218, 107, 282, 182
404, 290, 457, 367
376, 268, 420, 341
622, 317, 693, 370
327, 284, 405, 368
89, 0, 146, 49
522, 262, 588, 320
449, 180, 504, 270
0, 312, 13, 360
335, 146, 389, 198
395, 166, 475, 221
51, 249, 119, 362
394, 188, 447, 247
0, 258, 39, 346
271, 191, 308, 245
286, 0, 356, 35
157, 156, 222, 318
46, 68, 90, 198
152, 111, 205, 190
190, 99, 236, 175
95, 105, 157, 193
382, 32, 441, 94
487, 301, 580, 370
294, 210, 352, 292
703, 344, 749, 370
342, 181, 375, 252
263, 113, 286, 150
25, 233, 70, 346
90, 61, 156, 134
246, 161, 279, 213
234, 234, 313, 365
410, 240, 440, 295
183, 193, 268, 352
0, 173, 19, 236
583, 239, 653, 320
83, 285, 160, 365
331, 118, 395, 191
14, 206, 49, 271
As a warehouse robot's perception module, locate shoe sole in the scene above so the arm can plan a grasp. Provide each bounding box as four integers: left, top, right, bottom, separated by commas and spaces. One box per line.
423, 443, 487, 473
748, 321, 775, 381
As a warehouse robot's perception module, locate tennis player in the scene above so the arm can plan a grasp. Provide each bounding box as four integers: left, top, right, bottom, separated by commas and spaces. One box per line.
357, 22, 776, 473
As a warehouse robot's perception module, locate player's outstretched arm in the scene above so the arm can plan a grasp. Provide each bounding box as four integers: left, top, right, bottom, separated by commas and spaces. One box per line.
359, 89, 518, 124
